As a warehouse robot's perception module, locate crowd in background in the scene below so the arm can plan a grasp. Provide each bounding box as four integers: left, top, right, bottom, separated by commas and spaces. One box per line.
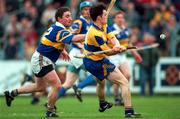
0, 0, 180, 61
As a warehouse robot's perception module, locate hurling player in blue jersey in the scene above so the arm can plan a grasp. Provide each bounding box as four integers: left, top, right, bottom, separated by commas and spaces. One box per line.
83, 3, 141, 118
57, 1, 94, 102
4, 7, 85, 117
108, 11, 142, 106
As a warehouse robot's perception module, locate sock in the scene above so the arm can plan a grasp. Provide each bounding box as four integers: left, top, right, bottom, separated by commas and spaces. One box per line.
11, 89, 18, 97
46, 104, 55, 112
125, 108, 134, 115
77, 75, 96, 89
57, 86, 66, 99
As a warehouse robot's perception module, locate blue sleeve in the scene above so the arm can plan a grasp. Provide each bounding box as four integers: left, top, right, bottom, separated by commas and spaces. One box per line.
95, 36, 105, 46
106, 26, 113, 34
59, 30, 75, 44
116, 28, 130, 40
70, 20, 82, 33
71, 23, 80, 31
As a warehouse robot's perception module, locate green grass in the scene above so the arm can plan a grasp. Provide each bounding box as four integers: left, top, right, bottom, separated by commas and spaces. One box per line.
0, 95, 180, 119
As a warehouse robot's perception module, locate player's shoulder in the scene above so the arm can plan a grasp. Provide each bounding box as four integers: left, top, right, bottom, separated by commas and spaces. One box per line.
52, 22, 66, 31
73, 19, 83, 25
87, 25, 102, 36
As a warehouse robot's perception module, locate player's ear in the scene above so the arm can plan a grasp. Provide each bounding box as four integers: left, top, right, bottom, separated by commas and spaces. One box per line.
97, 15, 101, 21
57, 16, 62, 22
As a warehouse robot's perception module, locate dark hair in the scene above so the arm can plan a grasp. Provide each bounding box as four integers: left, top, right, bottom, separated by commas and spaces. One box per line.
90, 3, 106, 21
55, 7, 70, 21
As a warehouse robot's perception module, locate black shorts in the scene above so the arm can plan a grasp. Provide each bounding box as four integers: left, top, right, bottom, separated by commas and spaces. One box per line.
35, 65, 54, 77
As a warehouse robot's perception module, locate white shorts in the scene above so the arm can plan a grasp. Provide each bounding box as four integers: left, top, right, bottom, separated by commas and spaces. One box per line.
31, 51, 54, 74
69, 48, 83, 69
108, 54, 127, 67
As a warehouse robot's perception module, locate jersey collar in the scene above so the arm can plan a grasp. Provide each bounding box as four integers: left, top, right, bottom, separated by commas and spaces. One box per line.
55, 22, 66, 29
80, 15, 90, 23
92, 23, 103, 31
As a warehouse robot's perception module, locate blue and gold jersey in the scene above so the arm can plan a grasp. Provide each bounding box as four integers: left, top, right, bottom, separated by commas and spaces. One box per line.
84, 24, 115, 61
111, 24, 129, 47
37, 22, 74, 63
70, 15, 91, 48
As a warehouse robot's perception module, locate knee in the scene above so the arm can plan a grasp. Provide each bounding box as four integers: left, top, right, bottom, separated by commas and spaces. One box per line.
54, 82, 61, 90
121, 79, 129, 87
123, 73, 131, 81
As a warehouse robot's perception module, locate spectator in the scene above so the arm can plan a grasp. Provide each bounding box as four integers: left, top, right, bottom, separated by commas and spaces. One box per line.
20, 16, 38, 60
5, 15, 22, 35
4, 34, 18, 60
125, 2, 140, 27
41, 3, 56, 26
165, 15, 180, 57
139, 33, 160, 96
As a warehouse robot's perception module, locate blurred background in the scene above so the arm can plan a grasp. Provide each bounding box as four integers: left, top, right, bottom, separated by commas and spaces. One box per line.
0, 0, 180, 96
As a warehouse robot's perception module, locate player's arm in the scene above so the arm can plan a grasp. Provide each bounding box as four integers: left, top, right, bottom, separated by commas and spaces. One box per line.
71, 34, 85, 42
60, 47, 70, 61
95, 35, 125, 56
129, 43, 142, 63
72, 42, 84, 49
108, 36, 126, 55
106, 27, 126, 55
70, 20, 82, 34
56, 30, 85, 44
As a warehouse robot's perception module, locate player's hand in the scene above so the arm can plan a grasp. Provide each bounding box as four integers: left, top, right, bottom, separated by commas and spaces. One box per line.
60, 50, 71, 61
112, 45, 126, 53
134, 54, 142, 63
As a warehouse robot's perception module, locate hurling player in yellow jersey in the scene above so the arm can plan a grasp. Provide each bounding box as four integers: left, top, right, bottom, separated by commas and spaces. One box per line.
83, 3, 141, 118
4, 7, 85, 117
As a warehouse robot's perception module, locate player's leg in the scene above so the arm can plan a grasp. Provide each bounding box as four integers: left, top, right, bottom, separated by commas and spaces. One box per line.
73, 74, 96, 101
114, 61, 131, 106
57, 64, 79, 98
113, 83, 124, 106
4, 76, 46, 107
76, 74, 96, 90
95, 78, 113, 112
72, 65, 95, 102
119, 61, 131, 81
106, 80, 112, 96
83, 58, 113, 112
107, 67, 141, 118
43, 70, 61, 117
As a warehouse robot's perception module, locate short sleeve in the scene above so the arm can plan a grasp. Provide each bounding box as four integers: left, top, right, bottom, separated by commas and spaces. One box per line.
116, 28, 129, 40
106, 26, 115, 40
70, 20, 82, 34
56, 30, 75, 44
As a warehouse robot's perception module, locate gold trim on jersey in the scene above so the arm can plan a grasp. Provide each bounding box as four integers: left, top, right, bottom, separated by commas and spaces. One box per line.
56, 30, 73, 43
102, 64, 107, 77
83, 49, 107, 61
41, 37, 64, 50
119, 39, 129, 47
71, 20, 82, 34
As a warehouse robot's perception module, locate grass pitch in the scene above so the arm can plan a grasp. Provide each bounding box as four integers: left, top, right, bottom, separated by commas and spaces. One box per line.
0, 95, 180, 119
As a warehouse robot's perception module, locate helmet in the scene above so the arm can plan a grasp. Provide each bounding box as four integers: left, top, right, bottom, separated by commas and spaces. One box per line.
80, 1, 92, 10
